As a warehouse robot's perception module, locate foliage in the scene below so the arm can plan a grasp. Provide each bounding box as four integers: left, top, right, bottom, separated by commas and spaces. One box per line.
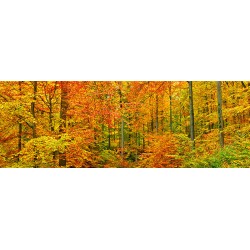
138, 134, 183, 168
0, 81, 249, 168
17, 136, 62, 168
184, 138, 250, 168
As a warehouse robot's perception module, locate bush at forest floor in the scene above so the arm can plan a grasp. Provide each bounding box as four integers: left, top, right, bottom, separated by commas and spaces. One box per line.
184, 141, 250, 168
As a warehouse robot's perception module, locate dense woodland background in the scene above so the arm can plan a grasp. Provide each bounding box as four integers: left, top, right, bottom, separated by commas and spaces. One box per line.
0, 81, 249, 168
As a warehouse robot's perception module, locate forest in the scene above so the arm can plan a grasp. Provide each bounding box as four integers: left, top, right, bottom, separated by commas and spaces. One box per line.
0, 81, 249, 168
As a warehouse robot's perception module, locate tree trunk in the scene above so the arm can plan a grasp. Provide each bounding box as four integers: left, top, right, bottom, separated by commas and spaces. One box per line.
156, 94, 159, 133
18, 82, 22, 162
143, 124, 145, 150
59, 82, 68, 167
31, 82, 37, 139
188, 81, 195, 150
120, 114, 124, 159
169, 84, 173, 132
118, 82, 124, 159
108, 126, 111, 149
18, 123, 22, 153
216, 81, 225, 148
31, 82, 38, 167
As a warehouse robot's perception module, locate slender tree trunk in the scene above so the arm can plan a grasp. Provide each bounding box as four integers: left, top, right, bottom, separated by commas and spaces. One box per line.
31, 82, 38, 167
156, 94, 159, 133
59, 82, 68, 167
118, 83, 124, 159
161, 98, 164, 133
134, 131, 138, 162
18, 123, 22, 153
113, 119, 116, 142
216, 81, 225, 148
108, 126, 111, 149
49, 97, 54, 132
188, 81, 195, 150
18, 82, 22, 162
169, 84, 173, 132
31, 82, 37, 139
118, 122, 121, 150
179, 103, 182, 133
143, 124, 145, 150
150, 97, 154, 133
121, 118, 124, 158
17, 123, 22, 163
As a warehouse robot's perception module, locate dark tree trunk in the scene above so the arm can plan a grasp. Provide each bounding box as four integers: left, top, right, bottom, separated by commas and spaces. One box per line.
118, 82, 124, 159
216, 81, 225, 148
59, 82, 68, 167
18, 82, 22, 162
31, 81, 38, 167
169, 84, 173, 132
31, 82, 37, 139
156, 94, 159, 133
188, 81, 195, 150
108, 127, 111, 150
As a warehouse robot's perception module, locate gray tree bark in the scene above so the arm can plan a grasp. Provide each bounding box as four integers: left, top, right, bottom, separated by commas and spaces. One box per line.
18, 81, 22, 161
31, 81, 37, 139
169, 84, 173, 132
31, 81, 38, 167
188, 81, 195, 150
216, 81, 224, 148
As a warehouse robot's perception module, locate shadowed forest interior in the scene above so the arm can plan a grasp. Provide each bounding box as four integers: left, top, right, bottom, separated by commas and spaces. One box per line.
0, 81, 249, 168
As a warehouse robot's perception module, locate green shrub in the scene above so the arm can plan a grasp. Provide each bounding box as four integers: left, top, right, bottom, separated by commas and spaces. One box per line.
184, 140, 250, 168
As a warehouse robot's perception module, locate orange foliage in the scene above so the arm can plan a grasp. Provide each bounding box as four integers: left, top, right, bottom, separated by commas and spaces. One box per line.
139, 133, 182, 168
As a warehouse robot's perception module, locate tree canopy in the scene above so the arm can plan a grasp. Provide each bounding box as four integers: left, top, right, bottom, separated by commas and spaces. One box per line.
0, 81, 249, 168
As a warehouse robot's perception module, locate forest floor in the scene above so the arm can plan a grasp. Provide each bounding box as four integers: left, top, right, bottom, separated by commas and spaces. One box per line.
183, 142, 250, 168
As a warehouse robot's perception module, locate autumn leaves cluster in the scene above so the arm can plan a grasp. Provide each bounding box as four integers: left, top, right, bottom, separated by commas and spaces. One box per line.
0, 81, 249, 168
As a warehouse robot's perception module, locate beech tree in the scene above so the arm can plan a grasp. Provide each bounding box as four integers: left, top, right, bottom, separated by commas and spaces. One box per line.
0, 81, 249, 168
59, 81, 68, 167
188, 81, 195, 149
216, 81, 224, 148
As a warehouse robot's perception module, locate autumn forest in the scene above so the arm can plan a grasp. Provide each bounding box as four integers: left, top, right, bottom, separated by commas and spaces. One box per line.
0, 81, 249, 168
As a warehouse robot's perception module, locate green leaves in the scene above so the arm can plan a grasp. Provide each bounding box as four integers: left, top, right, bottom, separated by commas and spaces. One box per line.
17, 136, 66, 168
0, 81, 249, 168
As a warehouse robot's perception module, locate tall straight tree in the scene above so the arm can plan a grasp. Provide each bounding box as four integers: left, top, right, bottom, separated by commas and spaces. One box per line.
216, 81, 224, 148
31, 81, 38, 167
169, 83, 173, 132
31, 81, 37, 139
18, 81, 22, 161
59, 81, 68, 167
118, 82, 124, 159
156, 93, 159, 133
188, 81, 195, 149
